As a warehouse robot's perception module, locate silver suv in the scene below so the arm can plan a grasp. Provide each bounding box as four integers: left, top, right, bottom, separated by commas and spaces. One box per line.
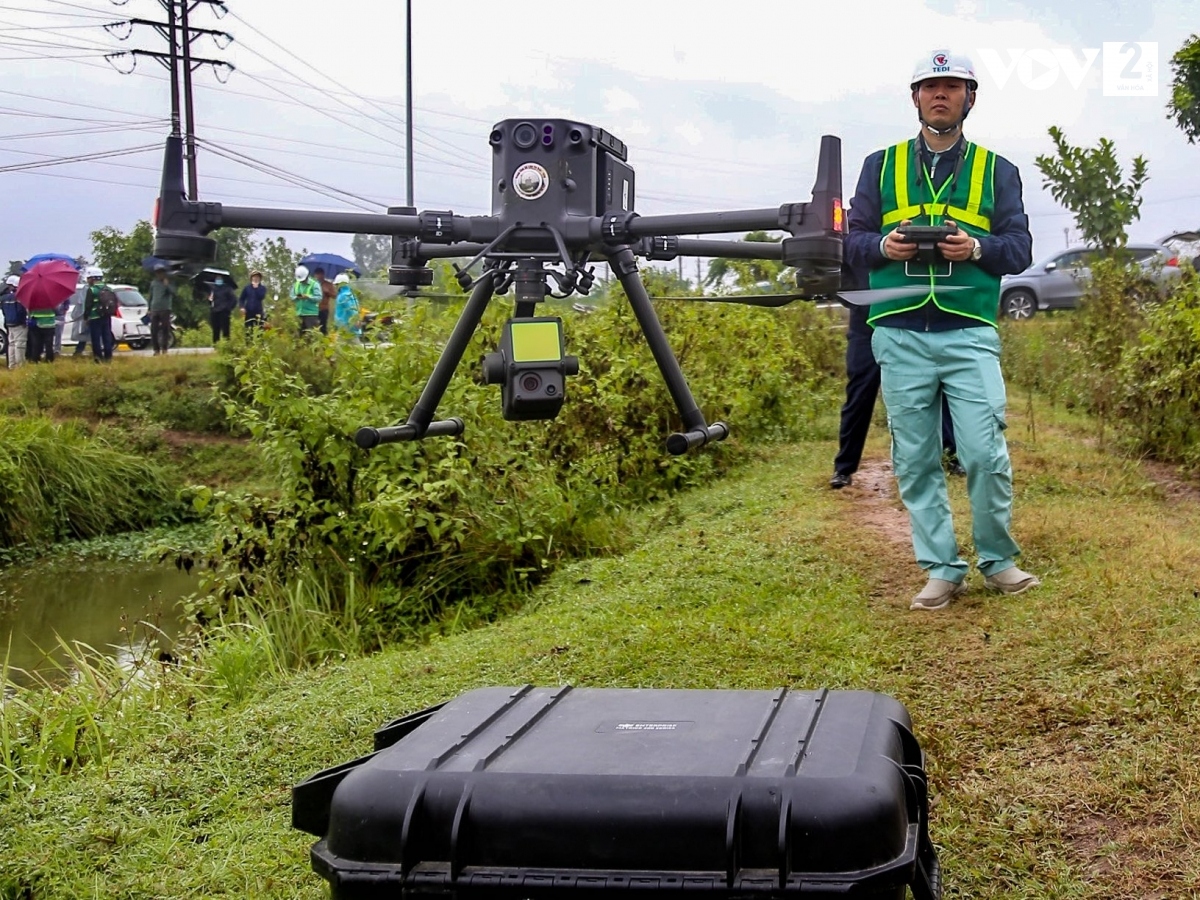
999, 242, 1183, 320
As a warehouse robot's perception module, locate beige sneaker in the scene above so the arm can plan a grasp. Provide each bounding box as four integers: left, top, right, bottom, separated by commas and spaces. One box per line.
983, 566, 1040, 595
910, 578, 967, 611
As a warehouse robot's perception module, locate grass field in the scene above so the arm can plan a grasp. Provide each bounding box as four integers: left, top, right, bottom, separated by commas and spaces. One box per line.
2, 397, 1200, 899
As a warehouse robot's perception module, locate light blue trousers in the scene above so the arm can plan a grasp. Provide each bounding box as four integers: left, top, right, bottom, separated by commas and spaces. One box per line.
871, 326, 1021, 582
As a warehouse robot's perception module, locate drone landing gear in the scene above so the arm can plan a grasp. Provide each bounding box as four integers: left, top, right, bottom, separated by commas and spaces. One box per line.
607, 245, 727, 454
355, 249, 727, 456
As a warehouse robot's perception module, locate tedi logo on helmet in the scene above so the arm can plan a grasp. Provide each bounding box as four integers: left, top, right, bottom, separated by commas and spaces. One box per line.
932, 53, 949, 71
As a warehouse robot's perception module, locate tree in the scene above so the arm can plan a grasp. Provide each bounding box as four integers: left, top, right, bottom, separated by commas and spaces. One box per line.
351, 233, 390, 276
703, 231, 786, 293
251, 235, 306, 313
6, 260, 22, 277
212, 228, 256, 286
89, 220, 155, 290
1168, 34, 1200, 143
1035, 127, 1148, 253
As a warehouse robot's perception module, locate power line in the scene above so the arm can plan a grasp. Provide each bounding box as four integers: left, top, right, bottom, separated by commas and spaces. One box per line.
0, 143, 159, 174
1, 5, 114, 20
196, 137, 385, 211
1, 120, 166, 141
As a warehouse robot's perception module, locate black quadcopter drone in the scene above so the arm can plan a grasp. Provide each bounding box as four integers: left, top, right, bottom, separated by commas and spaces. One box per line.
150, 118, 941, 455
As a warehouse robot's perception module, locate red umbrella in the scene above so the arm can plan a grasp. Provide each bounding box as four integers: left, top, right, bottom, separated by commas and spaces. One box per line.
15, 259, 79, 312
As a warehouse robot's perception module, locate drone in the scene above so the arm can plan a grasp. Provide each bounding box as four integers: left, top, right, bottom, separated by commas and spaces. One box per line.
151, 118, 940, 455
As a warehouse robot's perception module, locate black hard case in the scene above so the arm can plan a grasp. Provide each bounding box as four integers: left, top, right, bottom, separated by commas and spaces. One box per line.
293, 686, 940, 899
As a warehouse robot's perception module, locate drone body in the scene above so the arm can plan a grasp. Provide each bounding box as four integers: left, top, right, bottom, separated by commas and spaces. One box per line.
151, 117, 868, 455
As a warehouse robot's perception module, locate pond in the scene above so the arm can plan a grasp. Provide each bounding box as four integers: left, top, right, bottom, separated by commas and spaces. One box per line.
0, 559, 197, 688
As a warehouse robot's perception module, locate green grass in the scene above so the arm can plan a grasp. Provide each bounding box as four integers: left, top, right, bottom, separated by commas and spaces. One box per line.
0, 354, 276, 497
3, 400, 1200, 898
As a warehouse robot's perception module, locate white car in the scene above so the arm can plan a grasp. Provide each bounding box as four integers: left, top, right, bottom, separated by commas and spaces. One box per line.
63, 283, 153, 350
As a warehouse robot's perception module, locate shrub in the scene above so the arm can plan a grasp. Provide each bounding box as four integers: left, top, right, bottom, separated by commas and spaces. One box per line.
189, 283, 844, 644
1116, 271, 1200, 468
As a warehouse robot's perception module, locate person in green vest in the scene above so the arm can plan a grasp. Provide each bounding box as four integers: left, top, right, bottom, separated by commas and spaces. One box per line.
845, 49, 1038, 611
26, 301, 58, 362
292, 265, 322, 334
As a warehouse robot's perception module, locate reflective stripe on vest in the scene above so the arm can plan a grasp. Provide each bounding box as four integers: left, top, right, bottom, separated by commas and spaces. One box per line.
879, 140, 994, 231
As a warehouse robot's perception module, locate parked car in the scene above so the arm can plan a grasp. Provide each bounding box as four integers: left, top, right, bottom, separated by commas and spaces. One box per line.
63, 283, 153, 349
999, 243, 1183, 320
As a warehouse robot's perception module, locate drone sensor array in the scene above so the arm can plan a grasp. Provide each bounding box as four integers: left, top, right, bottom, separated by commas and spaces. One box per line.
151, 118, 847, 455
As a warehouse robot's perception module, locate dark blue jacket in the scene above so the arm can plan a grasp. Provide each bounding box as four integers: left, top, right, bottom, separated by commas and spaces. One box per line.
1, 286, 26, 327
845, 135, 1033, 330
238, 283, 266, 316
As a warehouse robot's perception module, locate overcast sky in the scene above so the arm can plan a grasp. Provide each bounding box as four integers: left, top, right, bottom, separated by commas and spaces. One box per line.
1, 0, 1196, 273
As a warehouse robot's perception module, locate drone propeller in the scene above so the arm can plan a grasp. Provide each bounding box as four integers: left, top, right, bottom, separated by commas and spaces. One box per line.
653, 285, 970, 308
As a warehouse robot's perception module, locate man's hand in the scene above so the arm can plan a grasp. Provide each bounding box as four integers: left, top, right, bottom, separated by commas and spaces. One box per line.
882, 219, 918, 260
937, 220, 976, 262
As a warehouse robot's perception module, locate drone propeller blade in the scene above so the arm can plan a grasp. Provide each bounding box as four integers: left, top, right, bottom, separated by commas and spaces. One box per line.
836, 285, 970, 306
653, 293, 805, 307
651, 284, 973, 308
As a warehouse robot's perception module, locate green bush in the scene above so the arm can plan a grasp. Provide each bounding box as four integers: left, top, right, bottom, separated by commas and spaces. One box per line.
189, 284, 844, 648
1116, 271, 1200, 468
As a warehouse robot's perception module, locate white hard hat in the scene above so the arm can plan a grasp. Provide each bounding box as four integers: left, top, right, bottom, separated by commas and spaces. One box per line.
911, 50, 978, 90
333, 273, 350, 285
85, 265, 104, 280
5, 274, 18, 287
295, 265, 309, 281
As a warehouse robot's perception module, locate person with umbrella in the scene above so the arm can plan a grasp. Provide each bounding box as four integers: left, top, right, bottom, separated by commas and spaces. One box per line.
313, 267, 336, 335
149, 263, 177, 356
2, 274, 27, 368
18, 260, 78, 363
82, 266, 114, 362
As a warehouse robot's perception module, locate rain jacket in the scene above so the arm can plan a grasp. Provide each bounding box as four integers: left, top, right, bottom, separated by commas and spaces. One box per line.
210, 282, 238, 313
334, 285, 360, 332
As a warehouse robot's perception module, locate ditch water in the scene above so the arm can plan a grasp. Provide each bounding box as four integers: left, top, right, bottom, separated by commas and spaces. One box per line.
0, 559, 197, 688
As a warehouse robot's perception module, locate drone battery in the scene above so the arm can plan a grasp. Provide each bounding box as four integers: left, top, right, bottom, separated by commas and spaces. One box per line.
292, 686, 942, 900
598, 155, 636, 214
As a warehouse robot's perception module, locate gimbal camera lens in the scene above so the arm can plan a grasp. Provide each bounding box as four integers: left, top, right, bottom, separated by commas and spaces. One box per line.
513, 122, 538, 149
568, 128, 584, 145
520, 373, 543, 393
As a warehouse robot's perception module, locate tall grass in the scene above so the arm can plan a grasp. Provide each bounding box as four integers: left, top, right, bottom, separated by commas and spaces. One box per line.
0, 416, 180, 549
1, 631, 176, 797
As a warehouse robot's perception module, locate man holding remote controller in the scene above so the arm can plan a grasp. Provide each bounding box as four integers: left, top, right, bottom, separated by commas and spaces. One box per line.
845, 49, 1038, 611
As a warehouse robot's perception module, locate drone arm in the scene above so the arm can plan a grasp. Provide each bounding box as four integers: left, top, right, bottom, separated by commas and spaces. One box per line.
625, 208, 783, 238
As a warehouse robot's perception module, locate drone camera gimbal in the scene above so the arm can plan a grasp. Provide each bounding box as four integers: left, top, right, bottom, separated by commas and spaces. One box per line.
150, 117, 846, 455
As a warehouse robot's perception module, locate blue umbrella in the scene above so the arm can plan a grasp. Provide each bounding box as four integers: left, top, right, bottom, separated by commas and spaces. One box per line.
299, 253, 360, 279
142, 255, 172, 271
22, 253, 79, 272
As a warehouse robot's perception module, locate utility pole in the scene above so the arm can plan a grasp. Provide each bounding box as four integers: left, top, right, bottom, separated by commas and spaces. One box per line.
105, 0, 233, 200
1063, 227, 1070, 249
179, 0, 197, 200
405, 0, 415, 207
